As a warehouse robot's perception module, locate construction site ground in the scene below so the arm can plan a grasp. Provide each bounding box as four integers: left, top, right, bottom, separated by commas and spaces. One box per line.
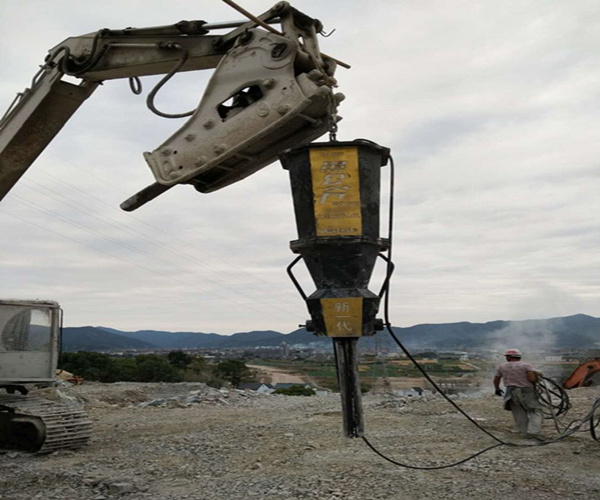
1, 381, 600, 500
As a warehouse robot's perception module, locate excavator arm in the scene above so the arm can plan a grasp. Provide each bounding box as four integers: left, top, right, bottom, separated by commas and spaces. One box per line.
563, 358, 600, 389
0, 2, 343, 210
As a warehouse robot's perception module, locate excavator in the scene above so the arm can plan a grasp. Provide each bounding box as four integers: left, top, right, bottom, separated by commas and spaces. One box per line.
0, 1, 344, 453
0, 2, 389, 450
0, 299, 91, 452
563, 359, 600, 389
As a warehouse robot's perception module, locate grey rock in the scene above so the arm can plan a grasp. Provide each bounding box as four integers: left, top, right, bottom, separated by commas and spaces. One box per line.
107, 482, 135, 495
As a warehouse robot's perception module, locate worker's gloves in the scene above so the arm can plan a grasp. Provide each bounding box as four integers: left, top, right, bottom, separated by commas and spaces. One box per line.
494, 389, 504, 397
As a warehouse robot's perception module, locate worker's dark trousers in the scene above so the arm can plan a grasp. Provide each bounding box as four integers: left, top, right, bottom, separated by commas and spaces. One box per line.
506, 386, 542, 435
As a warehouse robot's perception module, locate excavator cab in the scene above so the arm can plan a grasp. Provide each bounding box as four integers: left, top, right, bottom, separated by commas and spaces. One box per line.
0, 300, 91, 453
0, 300, 61, 389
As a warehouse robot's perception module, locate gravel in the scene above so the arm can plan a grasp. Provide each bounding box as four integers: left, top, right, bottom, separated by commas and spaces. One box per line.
2, 382, 600, 499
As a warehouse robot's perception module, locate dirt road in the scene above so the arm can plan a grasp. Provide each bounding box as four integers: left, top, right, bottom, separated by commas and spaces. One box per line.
247, 364, 308, 385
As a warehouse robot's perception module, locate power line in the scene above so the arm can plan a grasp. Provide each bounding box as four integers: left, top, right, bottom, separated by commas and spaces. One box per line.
18, 176, 301, 311
0, 198, 296, 319
0, 210, 230, 300
37, 157, 301, 300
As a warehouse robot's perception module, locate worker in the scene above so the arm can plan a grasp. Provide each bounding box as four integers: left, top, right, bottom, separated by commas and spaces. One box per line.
493, 348, 543, 438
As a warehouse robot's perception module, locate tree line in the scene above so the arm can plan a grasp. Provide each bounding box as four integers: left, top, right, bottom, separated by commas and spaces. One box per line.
59, 351, 256, 388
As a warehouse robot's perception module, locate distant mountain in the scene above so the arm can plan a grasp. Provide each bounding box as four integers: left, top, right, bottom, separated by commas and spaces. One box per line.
62, 326, 323, 352
62, 327, 155, 351
389, 314, 600, 350
220, 331, 287, 348
61, 314, 600, 352
100, 328, 225, 349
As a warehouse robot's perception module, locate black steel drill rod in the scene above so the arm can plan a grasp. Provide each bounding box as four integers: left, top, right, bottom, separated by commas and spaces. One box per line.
333, 337, 364, 437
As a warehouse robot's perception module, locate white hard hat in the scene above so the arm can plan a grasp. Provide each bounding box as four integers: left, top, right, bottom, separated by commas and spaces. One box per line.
504, 349, 522, 357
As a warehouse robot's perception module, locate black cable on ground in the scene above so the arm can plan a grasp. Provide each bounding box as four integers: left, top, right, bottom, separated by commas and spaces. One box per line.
544, 395, 600, 442
534, 377, 600, 442
362, 435, 504, 470
535, 376, 570, 418
535, 376, 577, 437
589, 399, 600, 441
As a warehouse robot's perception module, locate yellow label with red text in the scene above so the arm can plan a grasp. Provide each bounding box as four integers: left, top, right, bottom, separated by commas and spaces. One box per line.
310, 147, 362, 237
321, 297, 363, 337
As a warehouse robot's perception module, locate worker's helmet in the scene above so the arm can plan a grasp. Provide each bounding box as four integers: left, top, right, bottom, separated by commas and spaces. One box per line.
504, 349, 522, 358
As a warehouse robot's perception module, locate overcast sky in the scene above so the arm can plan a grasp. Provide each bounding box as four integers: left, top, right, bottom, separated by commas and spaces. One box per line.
1, 0, 599, 334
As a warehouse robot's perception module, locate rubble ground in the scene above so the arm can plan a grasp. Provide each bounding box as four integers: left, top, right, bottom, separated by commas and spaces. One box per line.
2, 382, 600, 500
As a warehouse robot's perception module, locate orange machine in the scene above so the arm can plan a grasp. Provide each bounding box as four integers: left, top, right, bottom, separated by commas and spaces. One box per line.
563, 359, 600, 389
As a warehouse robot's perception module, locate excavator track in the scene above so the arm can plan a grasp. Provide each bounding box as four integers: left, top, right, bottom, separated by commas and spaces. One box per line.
0, 394, 91, 453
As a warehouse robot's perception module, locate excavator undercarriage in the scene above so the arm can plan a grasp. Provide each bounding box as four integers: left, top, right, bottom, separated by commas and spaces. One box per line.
0, 394, 92, 453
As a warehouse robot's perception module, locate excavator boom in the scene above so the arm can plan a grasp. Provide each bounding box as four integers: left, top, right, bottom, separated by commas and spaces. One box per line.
0, 2, 343, 210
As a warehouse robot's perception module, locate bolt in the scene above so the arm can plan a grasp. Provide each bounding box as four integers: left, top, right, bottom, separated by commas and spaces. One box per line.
203, 120, 214, 130
161, 148, 172, 156
272, 2, 286, 13
262, 78, 275, 89
184, 134, 196, 142
271, 43, 287, 59
306, 70, 323, 83
276, 104, 290, 115
239, 31, 253, 45
213, 145, 225, 155
256, 102, 270, 117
